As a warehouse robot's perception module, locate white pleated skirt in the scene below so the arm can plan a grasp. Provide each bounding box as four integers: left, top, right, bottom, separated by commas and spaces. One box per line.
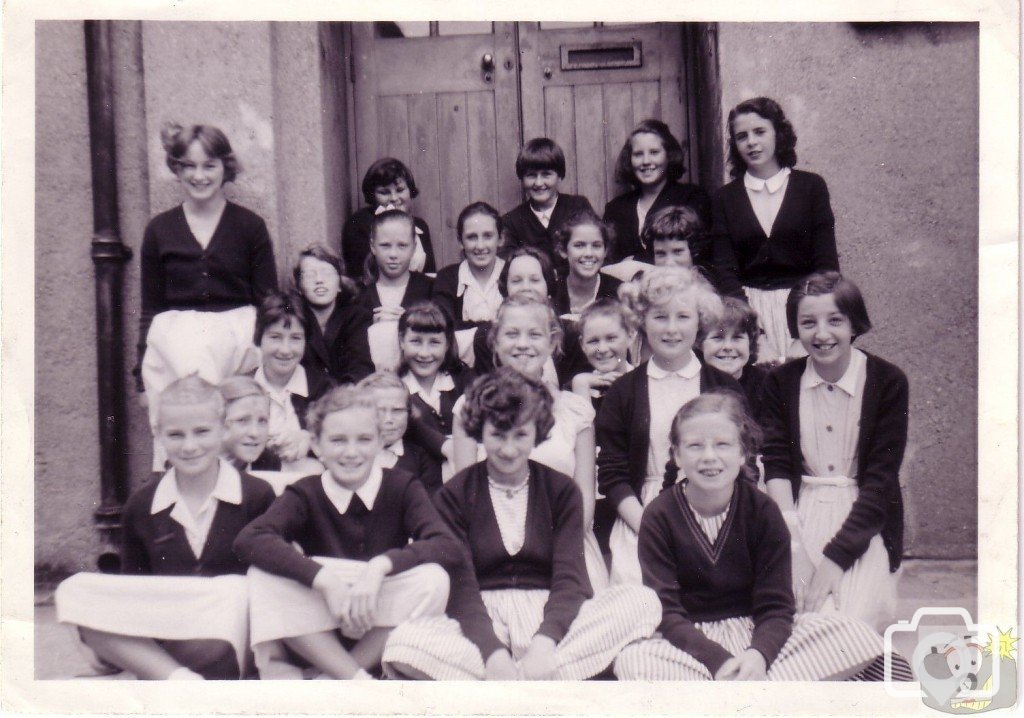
367, 319, 401, 372
798, 475, 899, 632
614, 612, 882, 681
382, 583, 661, 680
608, 477, 662, 586
247, 559, 450, 679
744, 286, 806, 366
55, 572, 251, 671
142, 306, 258, 469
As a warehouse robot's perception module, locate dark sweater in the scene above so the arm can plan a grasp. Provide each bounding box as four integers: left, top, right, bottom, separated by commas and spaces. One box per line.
603, 182, 711, 263
639, 480, 794, 675
357, 271, 434, 312
301, 298, 374, 387
551, 274, 622, 317
709, 170, 838, 297
342, 207, 436, 280
595, 361, 746, 510
137, 202, 279, 384
759, 354, 908, 572
434, 461, 593, 660
500, 193, 595, 260
121, 470, 276, 577
233, 469, 462, 587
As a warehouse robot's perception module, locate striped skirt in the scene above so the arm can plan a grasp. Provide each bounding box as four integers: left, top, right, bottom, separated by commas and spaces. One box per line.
382, 584, 661, 680
744, 286, 806, 366
55, 573, 251, 673
614, 612, 882, 681
608, 477, 662, 586
247, 559, 449, 679
798, 475, 899, 632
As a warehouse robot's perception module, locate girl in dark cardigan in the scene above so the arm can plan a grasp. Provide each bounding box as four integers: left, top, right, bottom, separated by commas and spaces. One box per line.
357, 210, 434, 320
614, 391, 891, 681
603, 119, 710, 263
710, 97, 839, 364
760, 272, 908, 633
596, 266, 742, 585
382, 369, 660, 680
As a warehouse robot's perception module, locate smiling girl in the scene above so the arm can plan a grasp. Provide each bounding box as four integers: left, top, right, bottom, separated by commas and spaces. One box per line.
710, 98, 840, 365
397, 301, 476, 475
138, 123, 278, 468
596, 266, 743, 585
760, 272, 908, 634
603, 119, 710, 264
613, 391, 893, 681
453, 295, 608, 590
432, 202, 506, 331
552, 210, 621, 318
252, 292, 330, 468
341, 158, 436, 280
383, 369, 660, 681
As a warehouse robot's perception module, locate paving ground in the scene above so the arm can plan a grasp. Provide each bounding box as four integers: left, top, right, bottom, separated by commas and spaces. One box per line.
33, 559, 976, 680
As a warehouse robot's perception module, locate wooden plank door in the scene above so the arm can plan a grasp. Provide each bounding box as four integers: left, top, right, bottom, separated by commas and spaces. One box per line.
351, 22, 522, 268
517, 23, 695, 213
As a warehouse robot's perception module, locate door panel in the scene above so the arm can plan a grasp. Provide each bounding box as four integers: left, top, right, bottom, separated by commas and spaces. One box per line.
350, 22, 693, 268
518, 22, 693, 213
352, 22, 520, 268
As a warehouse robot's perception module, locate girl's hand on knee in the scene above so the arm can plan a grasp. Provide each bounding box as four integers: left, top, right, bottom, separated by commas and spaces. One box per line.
733, 649, 768, 680
313, 569, 353, 622
714, 656, 741, 681
519, 635, 558, 680
484, 649, 519, 680
347, 557, 390, 633
791, 543, 816, 611
805, 556, 843, 613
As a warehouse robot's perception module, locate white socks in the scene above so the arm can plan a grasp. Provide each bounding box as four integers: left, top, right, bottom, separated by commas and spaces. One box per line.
168, 667, 204, 680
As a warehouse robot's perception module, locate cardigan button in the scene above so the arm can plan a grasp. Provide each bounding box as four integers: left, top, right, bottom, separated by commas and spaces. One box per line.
826, 425, 833, 432
826, 384, 834, 392
828, 464, 835, 472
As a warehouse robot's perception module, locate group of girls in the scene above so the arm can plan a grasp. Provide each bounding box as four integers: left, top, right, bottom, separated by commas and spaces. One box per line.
56, 95, 911, 683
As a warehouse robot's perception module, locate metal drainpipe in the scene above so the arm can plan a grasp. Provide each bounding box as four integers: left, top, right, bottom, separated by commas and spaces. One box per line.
84, 20, 132, 566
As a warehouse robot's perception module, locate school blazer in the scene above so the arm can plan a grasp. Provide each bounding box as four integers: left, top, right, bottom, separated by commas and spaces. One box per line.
500, 193, 595, 260
405, 366, 477, 461
758, 353, 908, 572
551, 273, 622, 316
356, 271, 434, 312
301, 298, 375, 387
595, 361, 744, 510
342, 207, 436, 280
710, 169, 839, 297
603, 182, 711, 263
120, 472, 277, 576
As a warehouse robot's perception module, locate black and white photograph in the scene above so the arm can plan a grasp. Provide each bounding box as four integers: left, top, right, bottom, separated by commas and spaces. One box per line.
3, 0, 1018, 714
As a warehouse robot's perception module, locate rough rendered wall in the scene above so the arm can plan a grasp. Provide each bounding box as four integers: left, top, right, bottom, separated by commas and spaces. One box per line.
717, 22, 979, 558
34, 22, 103, 571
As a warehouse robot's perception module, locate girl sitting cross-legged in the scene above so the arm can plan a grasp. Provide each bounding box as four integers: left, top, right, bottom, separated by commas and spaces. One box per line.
383, 369, 661, 680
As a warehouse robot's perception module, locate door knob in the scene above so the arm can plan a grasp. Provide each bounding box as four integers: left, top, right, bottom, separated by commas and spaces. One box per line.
481, 53, 495, 83
543, 67, 553, 80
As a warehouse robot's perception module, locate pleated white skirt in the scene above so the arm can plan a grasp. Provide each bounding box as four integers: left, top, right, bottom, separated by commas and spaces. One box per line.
247, 559, 450, 679
798, 475, 898, 632
744, 286, 806, 365
608, 477, 662, 586
55, 572, 251, 671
